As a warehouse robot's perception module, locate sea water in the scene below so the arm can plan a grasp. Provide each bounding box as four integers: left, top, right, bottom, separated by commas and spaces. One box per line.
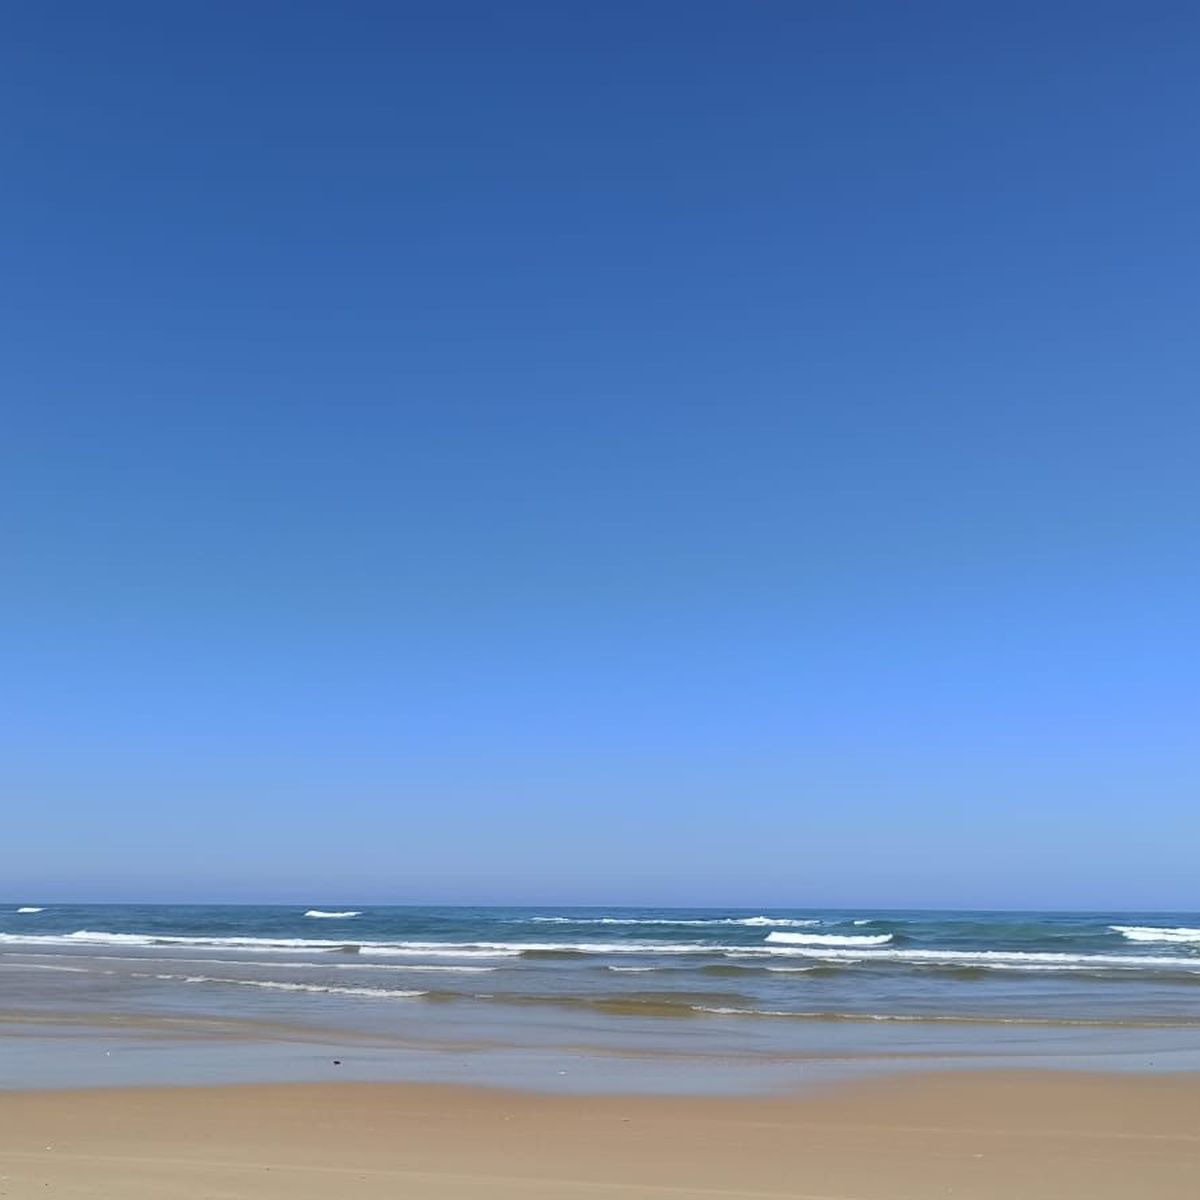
2, 904, 1199, 1091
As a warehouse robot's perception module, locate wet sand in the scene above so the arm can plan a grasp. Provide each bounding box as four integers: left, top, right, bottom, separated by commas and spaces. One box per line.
0, 1071, 1197, 1198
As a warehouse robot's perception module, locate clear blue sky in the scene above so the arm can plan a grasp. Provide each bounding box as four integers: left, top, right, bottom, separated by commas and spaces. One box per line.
3, 2, 1196, 908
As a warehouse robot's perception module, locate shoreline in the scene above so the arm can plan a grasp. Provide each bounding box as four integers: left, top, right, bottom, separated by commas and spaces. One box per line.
2, 1072, 1198, 1198
8, 1004, 1200, 1096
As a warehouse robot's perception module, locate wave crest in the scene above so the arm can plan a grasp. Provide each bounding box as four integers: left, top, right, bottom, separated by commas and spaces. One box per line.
529, 915, 819, 928
1110, 925, 1200, 944
766, 931, 893, 947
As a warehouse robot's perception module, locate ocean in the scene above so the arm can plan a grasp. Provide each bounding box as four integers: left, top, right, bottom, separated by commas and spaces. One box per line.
3, 904, 1200, 1092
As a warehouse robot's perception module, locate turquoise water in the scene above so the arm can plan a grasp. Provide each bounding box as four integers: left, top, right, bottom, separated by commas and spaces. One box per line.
3, 904, 1199, 1090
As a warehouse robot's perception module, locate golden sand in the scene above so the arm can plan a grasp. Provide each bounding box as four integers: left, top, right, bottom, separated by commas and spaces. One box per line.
1, 1072, 1197, 1198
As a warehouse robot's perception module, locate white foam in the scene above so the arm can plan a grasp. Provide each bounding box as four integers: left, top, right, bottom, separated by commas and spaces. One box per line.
0, 931, 519, 958
2, 962, 89, 973
731, 917, 821, 927
688, 1007, 1194, 1026
479, 940, 721, 955
745, 945, 1194, 970
10, 953, 495, 973
1111, 925, 1200, 944
6, 928, 1190, 976
132, 972, 426, 999
766, 931, 893, 947
304, 910, 361, 919
364, 944, 524, 959
0, 930, 719, 959
606, 965, 657, 972
692, 1005, 795, 1016
63, 931, 155, 946
530, 915, 819, 927
357, 939, 721, 956
16, 907, 44, 914
978, 961, 1168, 974
344, 963, 495, 973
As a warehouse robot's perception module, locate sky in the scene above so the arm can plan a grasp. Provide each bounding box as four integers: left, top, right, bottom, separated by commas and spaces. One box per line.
2, 2, 1197, 908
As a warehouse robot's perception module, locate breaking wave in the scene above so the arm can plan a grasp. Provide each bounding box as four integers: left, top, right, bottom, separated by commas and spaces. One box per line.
766, 931, 894, 947
530, 915, 820, 928
3, 929, 1195, 980
743, 945, 1196, 970
1111, 925, 1200, 945
0, 931, 520, 958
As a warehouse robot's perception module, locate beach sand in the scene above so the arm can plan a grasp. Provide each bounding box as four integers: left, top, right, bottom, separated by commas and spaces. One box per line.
0, 1072, 1196, 1198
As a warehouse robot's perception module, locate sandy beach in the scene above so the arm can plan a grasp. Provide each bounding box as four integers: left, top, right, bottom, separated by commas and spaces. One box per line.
1, 1071, 1196, 1199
